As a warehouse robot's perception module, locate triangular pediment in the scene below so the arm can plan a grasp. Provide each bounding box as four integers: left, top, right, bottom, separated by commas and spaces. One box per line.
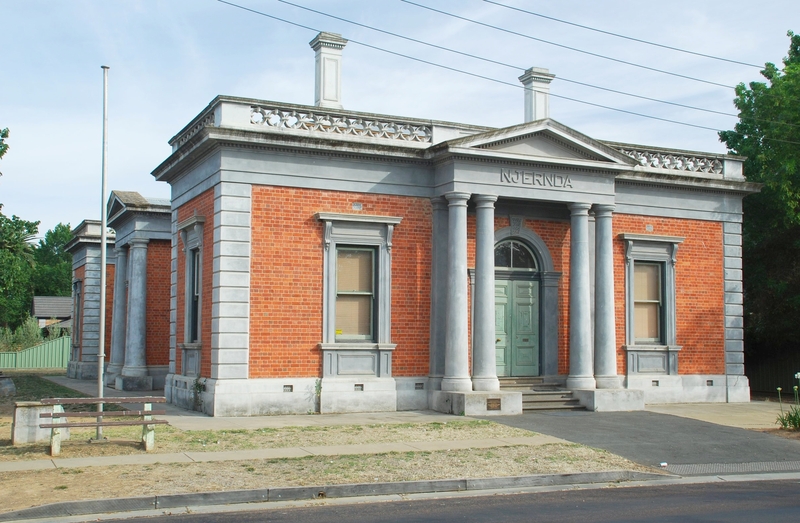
442, 119, 636, 167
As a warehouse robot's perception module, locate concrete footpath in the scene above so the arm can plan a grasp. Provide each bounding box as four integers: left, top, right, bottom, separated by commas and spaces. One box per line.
2, 378, 799, 522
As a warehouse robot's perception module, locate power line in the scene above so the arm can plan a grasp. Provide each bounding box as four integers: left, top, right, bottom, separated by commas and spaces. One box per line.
400, 0, 736, 90
275, 0, 738, 119
215, 0, 800, 146
483, 0, 763, 69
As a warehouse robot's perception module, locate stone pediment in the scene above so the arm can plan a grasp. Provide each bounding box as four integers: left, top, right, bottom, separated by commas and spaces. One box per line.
443, 119, 636, 167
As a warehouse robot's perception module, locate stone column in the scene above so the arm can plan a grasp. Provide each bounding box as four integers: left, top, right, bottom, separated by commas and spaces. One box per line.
117, 238, 152, 390
472, 195, 499, 391
567, 203, 595, 390
441, 192, 472, 392
429, 197, 448, 390
593, 204, 621, 388
105, 246, 128, 385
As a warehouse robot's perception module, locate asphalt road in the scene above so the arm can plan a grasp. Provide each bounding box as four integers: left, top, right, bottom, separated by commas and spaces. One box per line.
114, 480, 800, 522
485, 410, 800, 467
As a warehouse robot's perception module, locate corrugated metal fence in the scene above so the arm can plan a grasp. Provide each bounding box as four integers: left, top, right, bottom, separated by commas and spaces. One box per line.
747, 352, 800, 393
0, 336, 71, 369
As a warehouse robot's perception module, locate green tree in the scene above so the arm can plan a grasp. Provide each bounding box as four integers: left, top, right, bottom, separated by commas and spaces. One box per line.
719, 30, 800, 360
0, 207, 39, 329
32, 223, 73, 297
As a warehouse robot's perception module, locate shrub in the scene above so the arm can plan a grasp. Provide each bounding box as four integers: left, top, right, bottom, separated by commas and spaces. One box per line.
11, 316, 43, 351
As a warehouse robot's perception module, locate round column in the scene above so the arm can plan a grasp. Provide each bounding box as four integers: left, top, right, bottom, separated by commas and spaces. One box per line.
567, 203, 595, 390
441, 192, 472, 392
122, 238, 149, 377
472, 195, 499, 391
106, 246, 128, 382
594, 204, 621, 388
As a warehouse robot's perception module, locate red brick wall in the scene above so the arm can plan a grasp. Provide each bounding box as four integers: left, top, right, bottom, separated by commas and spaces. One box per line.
74, 265, 85, 359
249, 186, 431, 378
103, 262, 114, 358
613, 214, 725, 375
176, 190, 215, 378
146, 240, 171, 366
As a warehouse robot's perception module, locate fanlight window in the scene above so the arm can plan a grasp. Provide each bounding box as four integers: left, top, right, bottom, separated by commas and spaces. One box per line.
494, 240, 538, 271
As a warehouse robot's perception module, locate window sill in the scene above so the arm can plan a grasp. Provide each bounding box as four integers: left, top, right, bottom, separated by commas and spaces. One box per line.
623, 344, 681, 352
319, 343, 397, 351
179, 342, 202, 350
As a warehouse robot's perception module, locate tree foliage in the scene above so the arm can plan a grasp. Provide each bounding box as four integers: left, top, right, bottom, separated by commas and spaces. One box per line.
719, 31, 800, 359
33, 223, 73, 297
0, 207, 39, 329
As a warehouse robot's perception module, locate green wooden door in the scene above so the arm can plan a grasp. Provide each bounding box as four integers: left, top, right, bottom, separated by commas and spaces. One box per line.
495, 280, 540, 377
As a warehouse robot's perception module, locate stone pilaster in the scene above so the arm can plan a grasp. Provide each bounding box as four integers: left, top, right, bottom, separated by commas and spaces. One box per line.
106, 246, 128, 385
428, 197, 448, 390
567, 203, 595, 390
472, 195, 499, 391
723, 221, 750, 401
593, 204, 621, 389
441, 192, 472, 392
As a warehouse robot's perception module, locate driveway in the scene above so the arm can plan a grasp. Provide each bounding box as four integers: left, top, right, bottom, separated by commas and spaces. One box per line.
486, 410, 800, 475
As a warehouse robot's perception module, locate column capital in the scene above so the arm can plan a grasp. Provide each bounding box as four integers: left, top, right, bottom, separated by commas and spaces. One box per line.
113, 245, 126, 254
430, 196, 448, 211
444, 192, 471, 205
473, 194, 498, 208
593, 204, 616, 216
568, 202, 592, 214
128, 237, 150, 248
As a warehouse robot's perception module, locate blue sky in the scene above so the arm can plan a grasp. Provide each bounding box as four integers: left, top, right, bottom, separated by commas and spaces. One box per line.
1, 0, 797, 236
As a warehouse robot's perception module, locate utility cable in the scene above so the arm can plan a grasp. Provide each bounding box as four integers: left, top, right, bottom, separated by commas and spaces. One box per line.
483, 0, 762, 68
401, 0, 735, 89
275, 0, 738, 119
216, 0, 800, 145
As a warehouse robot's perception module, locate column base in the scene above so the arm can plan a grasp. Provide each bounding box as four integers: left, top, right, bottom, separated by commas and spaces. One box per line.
471, 376, 500, 391
440, 377, 473, 392
572, 389, 644, 412
594, 375, 623, 389
430, 390, 522, 416
120, 365, 149, 378
566, 375, 596, 390
115, 375, 153, 391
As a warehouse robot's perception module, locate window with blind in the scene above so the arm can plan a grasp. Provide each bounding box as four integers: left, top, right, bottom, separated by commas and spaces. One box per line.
335, 247, 375, 341
633, 262, 663, 343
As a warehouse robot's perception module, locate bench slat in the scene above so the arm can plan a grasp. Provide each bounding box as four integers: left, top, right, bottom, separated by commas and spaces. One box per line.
40, 397, 166, 405
40, 420, 170, 429
40, 410, 166, 419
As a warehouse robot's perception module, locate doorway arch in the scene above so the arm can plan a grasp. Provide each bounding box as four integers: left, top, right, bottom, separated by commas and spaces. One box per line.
493, 221, 560, 377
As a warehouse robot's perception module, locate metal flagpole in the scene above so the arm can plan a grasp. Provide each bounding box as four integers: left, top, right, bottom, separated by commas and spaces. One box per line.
97, 65, 110, 441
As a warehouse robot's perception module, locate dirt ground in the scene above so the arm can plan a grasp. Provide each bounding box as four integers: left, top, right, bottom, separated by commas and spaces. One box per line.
0, 416, 659, 514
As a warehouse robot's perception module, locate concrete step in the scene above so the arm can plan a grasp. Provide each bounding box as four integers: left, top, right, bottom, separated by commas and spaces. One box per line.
498, 377, 586, 411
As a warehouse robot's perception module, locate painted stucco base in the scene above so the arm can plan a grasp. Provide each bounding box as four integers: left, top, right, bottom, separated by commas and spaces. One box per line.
67, 361, 99, 380
395, 377, 430, 411
573, 388, 645, 412
626, 374, 750, 404
429, 390, 522, 416
166, 375, 322, 416
320, 377, 397, 414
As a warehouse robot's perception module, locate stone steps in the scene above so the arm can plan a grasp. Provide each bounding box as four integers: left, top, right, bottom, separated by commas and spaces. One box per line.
498, 377, 586, 411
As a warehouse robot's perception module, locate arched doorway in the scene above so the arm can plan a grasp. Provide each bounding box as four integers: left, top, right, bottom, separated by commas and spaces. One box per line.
494, 239, 541, 377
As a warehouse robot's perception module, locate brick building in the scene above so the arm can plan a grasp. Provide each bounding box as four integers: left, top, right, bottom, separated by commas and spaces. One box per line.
71, 33, 759, 416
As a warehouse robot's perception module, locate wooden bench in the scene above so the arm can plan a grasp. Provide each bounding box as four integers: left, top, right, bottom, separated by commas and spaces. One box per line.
39, 396, 169, 457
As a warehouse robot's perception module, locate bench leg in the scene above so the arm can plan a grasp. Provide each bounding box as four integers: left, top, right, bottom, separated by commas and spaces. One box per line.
142, 403, 155, 452
50, 405, 64, 457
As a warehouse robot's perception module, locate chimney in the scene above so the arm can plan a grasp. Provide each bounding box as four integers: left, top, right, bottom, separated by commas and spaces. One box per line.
309, 32, 348, 109
519, 67, 555, 122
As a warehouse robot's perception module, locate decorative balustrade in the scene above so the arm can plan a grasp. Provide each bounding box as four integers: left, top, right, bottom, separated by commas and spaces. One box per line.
619, 148, 724, 175
249, 106, 432, 143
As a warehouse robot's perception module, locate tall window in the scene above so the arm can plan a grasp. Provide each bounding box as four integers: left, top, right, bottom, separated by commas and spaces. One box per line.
335, 247, 375, 341
72, 280, 82, 354
189, 248, 201, 343
633, 262, 663, 343
178, 216, 205, 347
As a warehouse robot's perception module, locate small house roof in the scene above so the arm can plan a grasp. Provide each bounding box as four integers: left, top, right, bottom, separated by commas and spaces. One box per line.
31, 296, 72, 320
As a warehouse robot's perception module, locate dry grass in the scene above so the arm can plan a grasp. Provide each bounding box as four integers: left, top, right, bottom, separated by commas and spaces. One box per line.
0, 443, 654, 514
